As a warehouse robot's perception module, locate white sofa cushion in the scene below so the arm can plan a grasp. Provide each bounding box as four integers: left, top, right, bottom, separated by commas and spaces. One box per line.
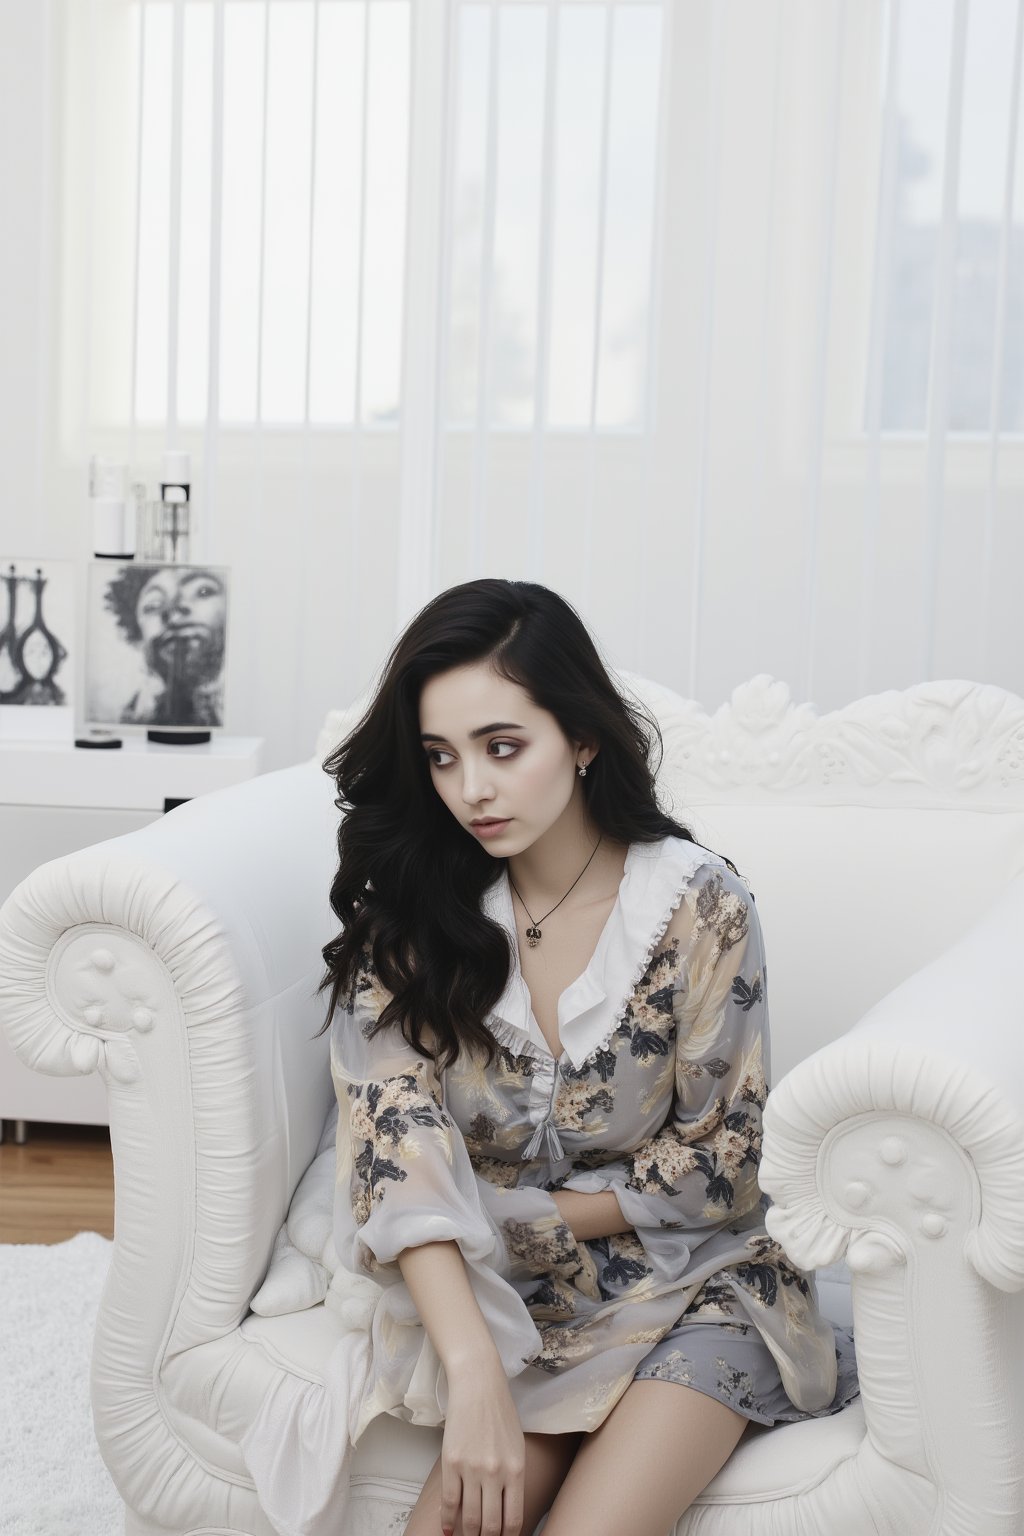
249, 1101, 339, 1316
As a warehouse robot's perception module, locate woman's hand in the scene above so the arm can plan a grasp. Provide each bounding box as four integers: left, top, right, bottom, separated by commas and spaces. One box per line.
440, 1359, 526, 1536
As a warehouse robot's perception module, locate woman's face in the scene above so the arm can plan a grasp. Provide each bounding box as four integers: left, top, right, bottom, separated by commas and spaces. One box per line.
135, 568, 226, 646
419, 662, 585, 855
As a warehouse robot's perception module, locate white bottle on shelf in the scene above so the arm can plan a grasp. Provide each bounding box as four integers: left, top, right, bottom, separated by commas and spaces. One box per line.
88, 456, 134, 559
78, 457, 133, 749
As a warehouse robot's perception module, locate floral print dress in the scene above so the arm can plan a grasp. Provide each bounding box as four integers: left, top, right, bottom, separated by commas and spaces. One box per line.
330, 835, 860, 1438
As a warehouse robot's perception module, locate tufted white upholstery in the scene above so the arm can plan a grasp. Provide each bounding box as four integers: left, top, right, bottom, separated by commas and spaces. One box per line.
1, 670, 1023, 1535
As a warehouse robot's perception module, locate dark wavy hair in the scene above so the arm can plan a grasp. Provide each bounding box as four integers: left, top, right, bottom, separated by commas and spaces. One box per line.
313, 579, 740, 1072
102, 565, 157, 643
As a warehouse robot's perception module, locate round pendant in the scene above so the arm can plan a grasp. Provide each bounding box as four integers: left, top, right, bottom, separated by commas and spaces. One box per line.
525, 925, 541, 946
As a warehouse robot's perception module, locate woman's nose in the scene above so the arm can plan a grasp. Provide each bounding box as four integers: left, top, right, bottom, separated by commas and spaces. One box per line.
461, 767, 494, 803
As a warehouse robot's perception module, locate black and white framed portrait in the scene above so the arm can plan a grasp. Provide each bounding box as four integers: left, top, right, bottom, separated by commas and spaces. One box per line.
85, 561, 230, 730
0, 556, 76, 740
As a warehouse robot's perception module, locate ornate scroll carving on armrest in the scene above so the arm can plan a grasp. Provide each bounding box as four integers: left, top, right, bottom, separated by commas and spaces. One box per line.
759, 1035, 1024, 1293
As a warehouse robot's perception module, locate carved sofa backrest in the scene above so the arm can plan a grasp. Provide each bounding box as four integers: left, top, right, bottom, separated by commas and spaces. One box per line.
314, 672, 1024, 1086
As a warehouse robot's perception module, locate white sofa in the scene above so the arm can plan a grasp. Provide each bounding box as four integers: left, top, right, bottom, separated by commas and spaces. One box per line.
2, 670, 1023, 1536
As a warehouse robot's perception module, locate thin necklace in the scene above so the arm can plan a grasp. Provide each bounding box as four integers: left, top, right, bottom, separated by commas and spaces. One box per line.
507, 835, 604, 948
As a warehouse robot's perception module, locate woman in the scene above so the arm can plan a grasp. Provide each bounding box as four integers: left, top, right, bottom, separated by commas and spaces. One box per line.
246, 578, 859, 1536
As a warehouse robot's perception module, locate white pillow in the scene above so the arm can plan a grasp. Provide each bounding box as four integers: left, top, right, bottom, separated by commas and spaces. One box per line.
249, 1100, 340, 1317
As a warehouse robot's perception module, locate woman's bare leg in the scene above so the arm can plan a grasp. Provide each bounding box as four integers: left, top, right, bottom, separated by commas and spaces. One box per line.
540, 1379, 749, 1536
403, 1428, 585, 1536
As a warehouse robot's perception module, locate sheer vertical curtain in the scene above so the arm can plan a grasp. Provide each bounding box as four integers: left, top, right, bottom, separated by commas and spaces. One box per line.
7, 0, 1024, 771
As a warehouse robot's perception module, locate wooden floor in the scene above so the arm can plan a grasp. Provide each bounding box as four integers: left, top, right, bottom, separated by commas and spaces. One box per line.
0, 1121, 114, 1245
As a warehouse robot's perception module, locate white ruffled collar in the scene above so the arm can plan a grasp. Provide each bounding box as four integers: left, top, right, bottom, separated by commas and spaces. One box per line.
479, 834, 726, 1071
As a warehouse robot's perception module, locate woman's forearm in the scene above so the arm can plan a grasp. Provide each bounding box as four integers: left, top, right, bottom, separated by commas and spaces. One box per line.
550, 1187, 634, 1242
396, 1239, 505, 1378
395, 1199, 632, 1382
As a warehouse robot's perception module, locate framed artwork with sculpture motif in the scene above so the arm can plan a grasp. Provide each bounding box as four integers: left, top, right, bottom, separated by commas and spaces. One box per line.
0, 556, 76, 740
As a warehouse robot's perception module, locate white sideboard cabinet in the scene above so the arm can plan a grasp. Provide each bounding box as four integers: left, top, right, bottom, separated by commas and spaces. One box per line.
0, 735, 264, 1142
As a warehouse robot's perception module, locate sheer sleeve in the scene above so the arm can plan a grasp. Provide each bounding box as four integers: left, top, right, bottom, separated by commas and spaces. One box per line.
330, 942, 548, 1382
561, 864, 771, 1283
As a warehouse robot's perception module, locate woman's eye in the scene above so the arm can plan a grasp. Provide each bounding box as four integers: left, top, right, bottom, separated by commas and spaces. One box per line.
426, 740, 519, 769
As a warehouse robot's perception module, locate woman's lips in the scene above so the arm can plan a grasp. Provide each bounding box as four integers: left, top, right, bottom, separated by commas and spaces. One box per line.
471, 818, 511, 838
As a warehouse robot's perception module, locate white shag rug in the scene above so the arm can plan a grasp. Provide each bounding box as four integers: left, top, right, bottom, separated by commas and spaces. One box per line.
0, 1230, 123, 1536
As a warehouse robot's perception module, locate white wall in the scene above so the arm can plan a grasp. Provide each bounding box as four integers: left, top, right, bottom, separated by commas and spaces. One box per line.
2, 0, 1022, 776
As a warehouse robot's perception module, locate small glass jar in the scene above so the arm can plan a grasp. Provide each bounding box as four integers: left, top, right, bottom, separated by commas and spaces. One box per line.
136, 498, 195, 564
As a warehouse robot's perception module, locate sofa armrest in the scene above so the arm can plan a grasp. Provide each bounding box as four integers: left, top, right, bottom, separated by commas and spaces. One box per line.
762, 867, 1024, 1286
758, 869, 1024, 1533
0, 757, 340, 1347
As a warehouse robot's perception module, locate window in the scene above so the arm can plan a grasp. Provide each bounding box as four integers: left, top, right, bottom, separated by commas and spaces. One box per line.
874, 0, 1024, 434
444, 1, 665, 431
131, 0, 410, 428
119, 0, 666, 433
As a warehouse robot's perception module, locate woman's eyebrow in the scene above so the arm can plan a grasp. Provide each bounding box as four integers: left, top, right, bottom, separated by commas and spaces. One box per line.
420, 721, 525, 744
